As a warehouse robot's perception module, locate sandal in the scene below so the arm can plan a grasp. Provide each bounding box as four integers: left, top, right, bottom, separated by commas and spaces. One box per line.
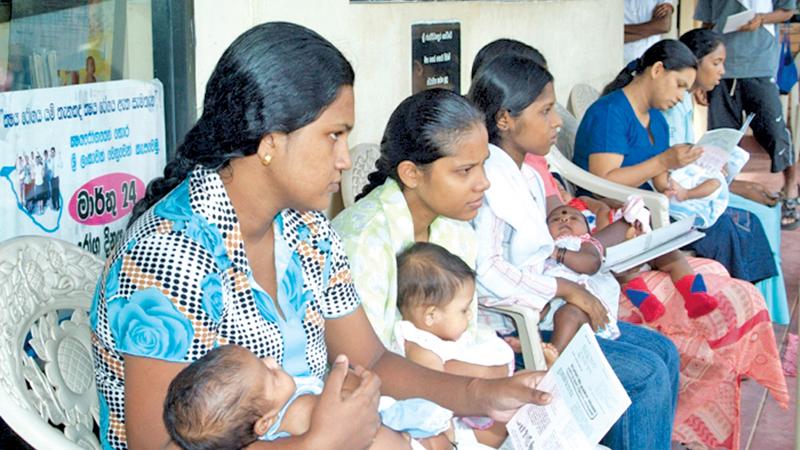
781, 197, 800, 230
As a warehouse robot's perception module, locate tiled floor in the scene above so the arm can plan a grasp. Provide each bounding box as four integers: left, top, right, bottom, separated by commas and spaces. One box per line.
668, 136, 799, 450
733, 136, 798, 450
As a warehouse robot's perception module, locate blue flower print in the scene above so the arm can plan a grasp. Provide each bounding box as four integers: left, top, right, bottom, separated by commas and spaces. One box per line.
98, 391, 111, 449
317, 238, 331, 253
89, 281, 102, 331
317, 238, 333, 284
125, 238, 138, 252
185, 216, 231, 270
153, 179, 232, 270
252, 288, 277, 323
296, 223, 311, 242
200, 273, 225, 323
153, 179, 193, 225
280, 252, 314, 317
104, 258, 123, 301
106, 287, 194, 361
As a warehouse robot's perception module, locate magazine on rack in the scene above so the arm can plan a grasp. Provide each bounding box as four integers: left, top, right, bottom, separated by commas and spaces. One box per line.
692, 113, 755, 172
505, 324, 630, 450
603, 217, 705, 274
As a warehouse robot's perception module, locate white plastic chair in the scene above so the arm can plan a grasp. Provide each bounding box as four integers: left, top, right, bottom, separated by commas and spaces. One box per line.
480, 304, 546, 370
550, 106, 671, 229
0, 236, 104, 450
342, 143, 547, 370
567, 83, 601, 122
342, 143, 382, 208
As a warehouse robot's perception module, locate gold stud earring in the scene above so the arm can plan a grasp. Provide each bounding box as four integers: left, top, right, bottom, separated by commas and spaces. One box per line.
261, 154, 272, 167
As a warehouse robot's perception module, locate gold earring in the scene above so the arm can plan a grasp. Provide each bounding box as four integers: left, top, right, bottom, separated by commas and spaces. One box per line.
261, 154, 272, 167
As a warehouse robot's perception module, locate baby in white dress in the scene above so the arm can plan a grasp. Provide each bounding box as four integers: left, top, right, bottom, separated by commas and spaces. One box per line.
540, 205, 621, 361
393, 242, 514, 448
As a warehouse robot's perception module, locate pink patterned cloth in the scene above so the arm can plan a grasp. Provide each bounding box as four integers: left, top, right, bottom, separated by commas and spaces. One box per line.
619, 257, 789, 450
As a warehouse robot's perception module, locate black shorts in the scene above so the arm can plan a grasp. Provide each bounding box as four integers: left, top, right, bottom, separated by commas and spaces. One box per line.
707, 77, 794, 173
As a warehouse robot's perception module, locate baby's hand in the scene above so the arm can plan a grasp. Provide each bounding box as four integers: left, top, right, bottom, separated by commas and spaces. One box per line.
674, 188, 689, 202
666, 179, 689, 202
622, 195, 652, 234
625, 220, 646, 240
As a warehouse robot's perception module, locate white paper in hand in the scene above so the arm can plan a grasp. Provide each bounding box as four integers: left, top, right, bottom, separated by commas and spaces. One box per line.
691, 113, 753, 172
723, 9, 756, 33
505, 324, 631, 450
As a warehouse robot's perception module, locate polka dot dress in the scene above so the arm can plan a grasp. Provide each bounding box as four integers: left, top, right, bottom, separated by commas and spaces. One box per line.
90, 167, 361, 449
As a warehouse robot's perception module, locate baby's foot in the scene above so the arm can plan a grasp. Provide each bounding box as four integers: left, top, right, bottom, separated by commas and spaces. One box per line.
623, 276, 666, 322
542, 343, 559, 368
676, 273, 719, 318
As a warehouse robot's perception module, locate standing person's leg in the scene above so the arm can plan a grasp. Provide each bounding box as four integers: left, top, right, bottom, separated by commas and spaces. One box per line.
598, 322, 679, 450
739, 77, 795, 183
785, 163, 798, 203
738, 77, 799, 229
710, 77, 798, 227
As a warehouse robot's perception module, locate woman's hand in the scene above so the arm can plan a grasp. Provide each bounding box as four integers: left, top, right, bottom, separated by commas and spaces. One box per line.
729, 180, 780, 206
307, 355, 382, 449
738, 14, 764, 32
653, 2, 673, 18
559, 280, 610, 331
570, 291, 611, 331
659, 144, 703, 170
469, 371, 552, 422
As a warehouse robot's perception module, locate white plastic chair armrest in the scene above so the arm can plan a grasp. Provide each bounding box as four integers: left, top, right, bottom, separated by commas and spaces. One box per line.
546, 149, 670, 229
479, 304, 547, 371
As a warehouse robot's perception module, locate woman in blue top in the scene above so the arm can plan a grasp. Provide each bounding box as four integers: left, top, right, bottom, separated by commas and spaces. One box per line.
661, 29, 786, 321
573, 39, 777, 283
572, 40, 788, 450
573, 40, 700, 191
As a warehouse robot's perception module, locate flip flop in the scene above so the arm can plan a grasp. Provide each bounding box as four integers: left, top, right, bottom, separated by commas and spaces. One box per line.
781, 197, 800, 230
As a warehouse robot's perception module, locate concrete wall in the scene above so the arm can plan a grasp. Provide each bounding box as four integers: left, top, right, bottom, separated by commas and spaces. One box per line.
193, 0, 624, 147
